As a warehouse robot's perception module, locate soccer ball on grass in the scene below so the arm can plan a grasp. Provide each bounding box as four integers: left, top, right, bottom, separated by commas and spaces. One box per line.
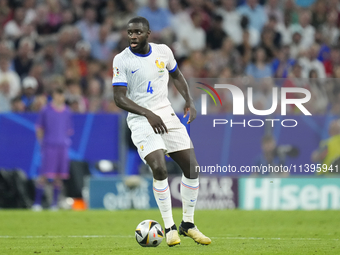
135, 220, 164, 247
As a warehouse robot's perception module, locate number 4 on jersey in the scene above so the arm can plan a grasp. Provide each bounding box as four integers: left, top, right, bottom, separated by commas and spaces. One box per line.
147, 81, 153, 94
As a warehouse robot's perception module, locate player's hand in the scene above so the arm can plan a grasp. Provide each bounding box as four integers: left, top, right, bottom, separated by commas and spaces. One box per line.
145, 112, 168, 134
184, 100, 197, 124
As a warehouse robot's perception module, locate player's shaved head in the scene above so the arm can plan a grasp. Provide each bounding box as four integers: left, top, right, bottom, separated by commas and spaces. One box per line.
128, 16, 150, 31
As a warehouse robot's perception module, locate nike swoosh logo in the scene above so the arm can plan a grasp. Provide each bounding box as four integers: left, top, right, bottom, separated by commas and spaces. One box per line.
159, 197, 168, 201
190, 199, 196, 202
131, 69, 139, 74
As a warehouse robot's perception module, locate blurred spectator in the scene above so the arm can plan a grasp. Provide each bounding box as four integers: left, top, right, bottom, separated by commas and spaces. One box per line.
246, 47, 273, 79
174, 11, 206, 58
323, 47, 340, 77
185, 0, 211, 31
264, 0, 283, 24
207, 37, 242, 76
169, 0, 192, 39
260, 26, 278, 61
28, 63, 44, 94
74, 40, 91, 79
0, 79, 11, 112
206, 15, 227, 50
45, 75, 65, 98
312, 119, 340, 172
0, 0, 12, 29
45, 0, 63, 34
265, 15, 282, 48
69, 0, 85, 23
35, 4, 52, 36
11, 96, 25, 112
289, 10, 315, 49
76, 6, 100, 43
31, 94, 47, 112
4, 6, 26, 40
13, 37, 34, 79
188, 51, 208, 78
80, 59, 103, 94
90, 24, 117, 61
215, 0, 242, 45
236, 17, 254, 67
278, 12, 293, 46
57, 25, 80, 55
65, 80, 86, 113
23, 0, 37, 25
295, 0, 316, 8
137, 0, 171, 42
284, 0, 299, 25
299, 44, 326, 79
34, 41, 65, 82
237, 0, 268, 34
113, 0, 137, 30
289, 30, 304, 59
321, 10, 339, 47
85, 78, 103, 112
254, 134, 288, 176
0, 56, 21, 99
308, 69, 328, 114
21, 76, 38, 111
311, 0, 327, 28
272, 45, 295, 78
61, 9, 76, 26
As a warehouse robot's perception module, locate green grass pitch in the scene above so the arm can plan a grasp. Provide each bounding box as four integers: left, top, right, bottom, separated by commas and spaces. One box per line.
0, 209, 339, 254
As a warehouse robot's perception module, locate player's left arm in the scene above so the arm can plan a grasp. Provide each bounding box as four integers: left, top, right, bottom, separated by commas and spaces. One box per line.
169, 68, 196, 124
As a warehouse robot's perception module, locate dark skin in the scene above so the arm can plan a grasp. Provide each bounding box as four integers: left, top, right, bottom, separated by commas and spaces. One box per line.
114, 22, 199, 180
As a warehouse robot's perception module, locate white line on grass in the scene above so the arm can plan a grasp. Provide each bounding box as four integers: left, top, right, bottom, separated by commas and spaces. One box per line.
0, 235, 338, 241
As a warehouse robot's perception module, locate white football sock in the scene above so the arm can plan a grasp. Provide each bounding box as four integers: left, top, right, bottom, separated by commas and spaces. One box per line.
153, 178, 174, 229
181, 175, 199, 223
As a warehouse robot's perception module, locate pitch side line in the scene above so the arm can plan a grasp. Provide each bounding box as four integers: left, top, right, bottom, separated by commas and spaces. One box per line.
0, 235, 338, 241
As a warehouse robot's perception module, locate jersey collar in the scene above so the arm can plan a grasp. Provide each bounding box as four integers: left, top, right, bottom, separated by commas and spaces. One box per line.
129, 44, 152, 57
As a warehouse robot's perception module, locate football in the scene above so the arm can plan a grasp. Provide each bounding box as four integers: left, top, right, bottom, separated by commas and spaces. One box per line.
135, 220, 164, 247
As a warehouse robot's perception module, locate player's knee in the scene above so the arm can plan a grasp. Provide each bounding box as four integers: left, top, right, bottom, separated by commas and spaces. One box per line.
152, 165, 168, 180
36, 176, 47, 186
53, 178, 62, 188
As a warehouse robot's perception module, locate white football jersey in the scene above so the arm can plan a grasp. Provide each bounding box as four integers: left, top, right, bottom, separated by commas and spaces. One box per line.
112, 43, 177, 122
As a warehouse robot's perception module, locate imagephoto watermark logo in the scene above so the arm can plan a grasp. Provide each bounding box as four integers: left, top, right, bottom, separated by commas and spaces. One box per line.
197, 82, 312, 128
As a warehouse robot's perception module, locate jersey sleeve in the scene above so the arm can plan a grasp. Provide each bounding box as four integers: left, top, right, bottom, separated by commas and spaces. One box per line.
112, 55, 128, 87
164, 45, 177, 73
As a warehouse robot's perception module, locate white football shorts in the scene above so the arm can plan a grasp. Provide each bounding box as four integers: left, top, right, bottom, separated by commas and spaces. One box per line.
127, 105, 193, 162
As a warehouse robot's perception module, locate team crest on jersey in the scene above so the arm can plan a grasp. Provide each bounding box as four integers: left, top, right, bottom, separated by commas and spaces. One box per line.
155, 59, 165, 73
140, 145, 144, 151
113, 67, 120, 77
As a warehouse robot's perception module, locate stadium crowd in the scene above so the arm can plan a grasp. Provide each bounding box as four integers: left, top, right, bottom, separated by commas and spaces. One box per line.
0, 0, 340, 115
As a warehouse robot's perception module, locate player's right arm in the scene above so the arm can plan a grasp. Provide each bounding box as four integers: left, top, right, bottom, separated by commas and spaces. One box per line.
113, 86, 167, 134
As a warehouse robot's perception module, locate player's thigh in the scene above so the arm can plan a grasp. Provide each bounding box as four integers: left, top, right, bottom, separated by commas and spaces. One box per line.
129, 121, 166, 162
162, 122, 193, 155
41, 144, 59, 178
56, 146, 70, 180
